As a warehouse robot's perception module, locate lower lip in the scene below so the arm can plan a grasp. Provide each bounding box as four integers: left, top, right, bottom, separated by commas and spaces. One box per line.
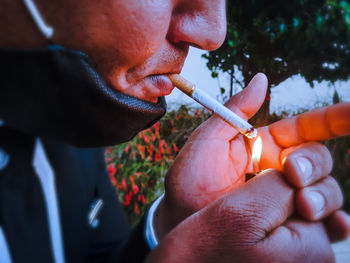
146, 74, 174, 96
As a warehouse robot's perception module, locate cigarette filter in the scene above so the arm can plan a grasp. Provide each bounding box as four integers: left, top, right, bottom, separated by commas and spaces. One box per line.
169, 74, 257, 139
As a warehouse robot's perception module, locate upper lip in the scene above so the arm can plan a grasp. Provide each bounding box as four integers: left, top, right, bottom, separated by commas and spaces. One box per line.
146, 63, 184, 78
148, 48, 187, 77
126, 62, 184, 82
128, 49, 187, 80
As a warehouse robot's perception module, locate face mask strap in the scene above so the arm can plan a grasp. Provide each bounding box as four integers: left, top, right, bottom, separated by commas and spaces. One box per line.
22, 0, 54, 39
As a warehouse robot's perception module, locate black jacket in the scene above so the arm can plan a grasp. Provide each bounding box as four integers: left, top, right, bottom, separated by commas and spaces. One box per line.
0, 126, 150, 262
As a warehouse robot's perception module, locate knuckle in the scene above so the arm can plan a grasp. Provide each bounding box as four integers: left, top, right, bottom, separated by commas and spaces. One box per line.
215, 199, 267, 245
325, 177, 344, 207
216, 191, 285, 244
289, 223, 335, 263
316, 144, 333, 172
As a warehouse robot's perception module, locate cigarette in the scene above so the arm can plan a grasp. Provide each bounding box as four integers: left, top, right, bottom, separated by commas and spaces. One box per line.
169, 74, 257, 139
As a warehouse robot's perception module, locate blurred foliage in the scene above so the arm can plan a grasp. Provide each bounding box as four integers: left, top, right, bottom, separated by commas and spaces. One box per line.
204, 0, 350, 126
205, 0, 350, 88
106, 106, 210, 225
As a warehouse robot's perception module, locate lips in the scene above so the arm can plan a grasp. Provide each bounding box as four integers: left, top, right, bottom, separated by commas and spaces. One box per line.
120, 54, 186, 102
144, 74, 175, 97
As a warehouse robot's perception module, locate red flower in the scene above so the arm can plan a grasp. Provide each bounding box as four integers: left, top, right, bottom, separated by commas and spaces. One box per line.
173, 144, 179, 152
121, 178, 127, 191
107, 163, 117, 177
134, 172, 142, 177
109, 174, 117, 186
155, 153, 162, 162
159, 140, 167, 154
138, 131, 144, 139
137, 144, 145, 159
140, 146, 145, 157
176, 114, 183, 120
151, 134, 156, 142
123, 199, 130, 206
144, 135, 150, 143
129, 176, 135, 185
141, 195, 146, 204
153, 122, 160, 137
134, 203, 140, 215
147, 144, 154, 158
123, 191, 133, 206
171, 120, 174, 127
161, 140, 167, 148
124, 143, 131, 153
132, 184, 139, 195
347, 149, 350, 155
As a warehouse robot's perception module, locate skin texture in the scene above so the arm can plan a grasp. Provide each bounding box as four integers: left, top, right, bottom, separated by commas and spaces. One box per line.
0, 0, 226, 103
0, 0, 349, 262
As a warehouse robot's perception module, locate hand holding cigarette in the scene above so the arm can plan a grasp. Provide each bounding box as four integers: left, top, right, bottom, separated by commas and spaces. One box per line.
156, 74, 350, 246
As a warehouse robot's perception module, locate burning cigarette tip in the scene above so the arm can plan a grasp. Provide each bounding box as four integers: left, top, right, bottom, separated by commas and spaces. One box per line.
244, 128, 258, 139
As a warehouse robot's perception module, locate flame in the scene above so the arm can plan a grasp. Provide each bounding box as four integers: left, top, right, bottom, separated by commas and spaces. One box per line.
252, 136, 262, 171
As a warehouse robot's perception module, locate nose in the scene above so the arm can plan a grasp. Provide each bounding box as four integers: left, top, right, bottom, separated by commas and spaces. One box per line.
167, 0, 227, 51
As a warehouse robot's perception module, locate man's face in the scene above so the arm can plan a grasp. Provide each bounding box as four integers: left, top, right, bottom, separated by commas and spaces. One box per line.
38, 0, 227, 102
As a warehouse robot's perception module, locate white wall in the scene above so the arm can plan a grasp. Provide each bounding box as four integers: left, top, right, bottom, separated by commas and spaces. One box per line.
166, 47, 350, 115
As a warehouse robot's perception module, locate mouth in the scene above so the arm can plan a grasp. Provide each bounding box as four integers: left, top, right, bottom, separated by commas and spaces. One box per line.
143, 74, 176, 98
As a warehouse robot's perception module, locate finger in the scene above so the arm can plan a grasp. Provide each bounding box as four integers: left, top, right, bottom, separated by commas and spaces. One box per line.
215, 169, 294, 242
296, 177, 343, 221
281, 142, 332, 188
224, 73, 268, 117
200, 73, 267, 140
269, 102, 350, 148
325, 210, 350, 242
263, 219, 335, 263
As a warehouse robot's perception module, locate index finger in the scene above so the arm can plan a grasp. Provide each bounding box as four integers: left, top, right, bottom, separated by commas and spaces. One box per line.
269, 102, 350, 148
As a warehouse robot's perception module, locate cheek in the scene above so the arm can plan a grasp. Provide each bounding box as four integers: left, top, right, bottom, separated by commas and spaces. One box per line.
85, 1, 173, 65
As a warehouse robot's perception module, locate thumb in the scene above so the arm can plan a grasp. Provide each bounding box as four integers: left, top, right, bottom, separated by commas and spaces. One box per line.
208, 169, 294, 243
200, 73, 268, 139
225, 72, 268, 118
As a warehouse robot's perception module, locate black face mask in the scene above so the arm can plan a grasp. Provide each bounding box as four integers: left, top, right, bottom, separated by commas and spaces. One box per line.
0, 45, 166, 147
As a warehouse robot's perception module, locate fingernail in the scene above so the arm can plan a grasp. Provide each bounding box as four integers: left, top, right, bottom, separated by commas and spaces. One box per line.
307, 191, 325, 216
296, 157, 313, 184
